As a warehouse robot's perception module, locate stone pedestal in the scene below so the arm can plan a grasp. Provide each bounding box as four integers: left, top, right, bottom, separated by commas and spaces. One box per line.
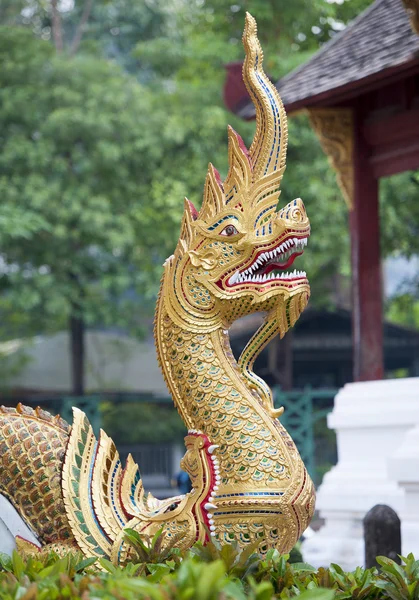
388, 424, 419, 558
302, 377, 419, 571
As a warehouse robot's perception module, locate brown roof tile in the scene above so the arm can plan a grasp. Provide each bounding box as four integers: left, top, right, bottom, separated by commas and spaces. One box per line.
238, 0, 419, 118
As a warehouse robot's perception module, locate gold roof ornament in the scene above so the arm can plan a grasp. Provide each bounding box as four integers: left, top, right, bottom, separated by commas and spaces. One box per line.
308, 108, 354, 209
402, 0, 419, 34
0, 13, 314, 562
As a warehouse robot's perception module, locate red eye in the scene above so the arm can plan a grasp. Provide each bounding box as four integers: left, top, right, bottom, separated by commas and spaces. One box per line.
220, 224, 238, 236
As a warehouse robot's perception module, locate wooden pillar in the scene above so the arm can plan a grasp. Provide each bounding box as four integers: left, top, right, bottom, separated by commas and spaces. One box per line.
309, 107, 384, 381
351, 107, 384, 381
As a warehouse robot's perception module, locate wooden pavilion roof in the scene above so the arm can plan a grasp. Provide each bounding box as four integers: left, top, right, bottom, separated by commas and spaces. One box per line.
238, 0, 419, 117
230, 308, 419, 353
229, 308, 419, 388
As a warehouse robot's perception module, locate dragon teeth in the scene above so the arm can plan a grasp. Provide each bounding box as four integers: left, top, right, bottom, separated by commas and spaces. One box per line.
228, 236, 308, 285
228, 270, 240, 285
231, 270, 307, 284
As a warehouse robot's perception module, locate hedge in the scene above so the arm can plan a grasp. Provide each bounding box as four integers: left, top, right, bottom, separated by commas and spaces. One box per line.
0, 536, 418, 600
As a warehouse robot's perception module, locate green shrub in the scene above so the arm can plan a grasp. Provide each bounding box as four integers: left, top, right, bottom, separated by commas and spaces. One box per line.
0, 541, 418, 599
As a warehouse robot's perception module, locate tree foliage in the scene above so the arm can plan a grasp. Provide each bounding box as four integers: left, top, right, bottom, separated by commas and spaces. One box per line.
0, 27, 174, 338
1, 0, 168, 62
1, 0, 418, 393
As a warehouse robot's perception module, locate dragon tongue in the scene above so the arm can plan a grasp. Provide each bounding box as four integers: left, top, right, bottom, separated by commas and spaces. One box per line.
260, 253, 300, 275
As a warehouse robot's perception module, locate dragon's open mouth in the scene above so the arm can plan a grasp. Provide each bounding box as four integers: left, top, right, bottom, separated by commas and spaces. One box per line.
226, 236, 309, 287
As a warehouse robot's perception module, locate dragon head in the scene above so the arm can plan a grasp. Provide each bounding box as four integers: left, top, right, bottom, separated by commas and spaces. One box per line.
164, 13, 310, 332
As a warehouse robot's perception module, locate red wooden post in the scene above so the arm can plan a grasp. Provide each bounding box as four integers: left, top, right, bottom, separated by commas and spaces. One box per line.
350, 105, 384, 381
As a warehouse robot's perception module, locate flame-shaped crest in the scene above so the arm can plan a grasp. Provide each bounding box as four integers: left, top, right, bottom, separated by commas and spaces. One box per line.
198, 12, 288, 224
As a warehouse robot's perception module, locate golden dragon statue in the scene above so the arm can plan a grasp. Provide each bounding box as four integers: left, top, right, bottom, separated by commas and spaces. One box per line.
0, 13, 314, 562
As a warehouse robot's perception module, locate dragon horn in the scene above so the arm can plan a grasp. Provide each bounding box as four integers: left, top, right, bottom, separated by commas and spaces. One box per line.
199, 13, 287, 220
242, 12, 288, 183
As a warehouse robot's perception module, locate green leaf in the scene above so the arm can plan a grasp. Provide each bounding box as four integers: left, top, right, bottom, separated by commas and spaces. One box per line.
123, 528, 150, 557
98, 557, 117, 574
253, 581, 275, 600
74, 556, 97, 572
195, 559, 226, 600
11, 551, 25, 580
330, 563, 345, 576
0, 552, 13, 572
150, 527, 165, 551
297, 589, 336, 600
292, 562, 318, 573
146, 562, 171, 582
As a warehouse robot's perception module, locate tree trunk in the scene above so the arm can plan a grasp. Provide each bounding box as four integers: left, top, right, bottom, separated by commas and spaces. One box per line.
70, 0, 95, 55
51, 0, 64, 52
69, 312, 85, 395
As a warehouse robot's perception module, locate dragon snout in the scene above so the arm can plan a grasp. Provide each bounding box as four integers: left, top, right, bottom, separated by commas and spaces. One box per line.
278, 198, 308, 226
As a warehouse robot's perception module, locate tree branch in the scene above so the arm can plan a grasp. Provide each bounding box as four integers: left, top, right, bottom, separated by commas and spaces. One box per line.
51, 0, 64, 52
69, 0, 95, 56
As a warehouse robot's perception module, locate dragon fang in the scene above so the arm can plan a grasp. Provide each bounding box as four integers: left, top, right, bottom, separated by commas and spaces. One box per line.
0, 13, 315, 561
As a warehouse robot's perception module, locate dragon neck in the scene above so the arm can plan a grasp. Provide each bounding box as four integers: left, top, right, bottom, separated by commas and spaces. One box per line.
154, 273, 244, 429
154, 270, 299, 491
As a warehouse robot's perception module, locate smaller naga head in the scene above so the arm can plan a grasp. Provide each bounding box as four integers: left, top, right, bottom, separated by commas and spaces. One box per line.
164, 13, 310, 333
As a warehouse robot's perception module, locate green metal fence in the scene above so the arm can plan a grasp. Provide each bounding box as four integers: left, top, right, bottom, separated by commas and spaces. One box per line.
5, 386, 338, 486
274, 386, 338, 484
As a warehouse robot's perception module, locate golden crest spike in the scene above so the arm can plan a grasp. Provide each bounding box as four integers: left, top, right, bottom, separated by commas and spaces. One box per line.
242, 12, 288, 183
199, 162, 225, 221
178, 197, 197, 252
224, 126, 252, 205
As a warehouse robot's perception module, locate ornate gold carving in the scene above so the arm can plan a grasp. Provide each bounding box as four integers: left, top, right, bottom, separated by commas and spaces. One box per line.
402, 0, 419, 33
0, 13, 315, 562
0, 404, 76, 549
309, 108, 354, 209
